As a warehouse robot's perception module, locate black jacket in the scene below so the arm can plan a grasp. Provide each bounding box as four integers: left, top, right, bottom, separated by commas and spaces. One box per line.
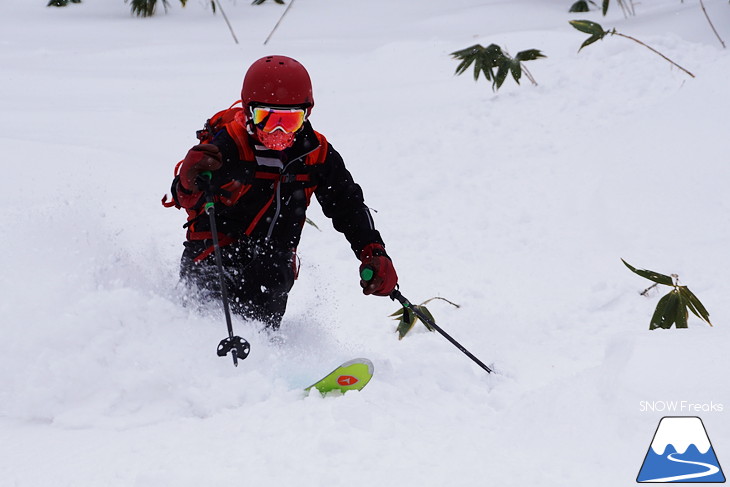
172, 121, 383, 258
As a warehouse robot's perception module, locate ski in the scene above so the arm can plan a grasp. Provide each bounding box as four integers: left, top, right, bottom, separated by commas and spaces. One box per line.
305, 358, 374, 395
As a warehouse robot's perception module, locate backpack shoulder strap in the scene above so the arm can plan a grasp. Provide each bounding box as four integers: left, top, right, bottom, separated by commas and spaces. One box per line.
197, 100, 255, 161
224, 113, 256, 161
306, 130, 329, 165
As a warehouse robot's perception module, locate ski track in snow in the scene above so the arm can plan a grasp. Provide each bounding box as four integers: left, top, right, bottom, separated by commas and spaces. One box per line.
1, 0, 729, 485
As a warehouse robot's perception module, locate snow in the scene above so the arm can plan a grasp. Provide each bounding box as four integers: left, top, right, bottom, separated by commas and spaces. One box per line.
1, 0, 729, 485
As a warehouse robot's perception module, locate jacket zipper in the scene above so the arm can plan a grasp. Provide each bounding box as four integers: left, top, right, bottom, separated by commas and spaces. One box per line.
264, 144, 320, 241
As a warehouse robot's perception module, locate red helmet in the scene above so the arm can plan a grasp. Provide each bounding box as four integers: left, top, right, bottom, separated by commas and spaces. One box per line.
241, 55, 314, 113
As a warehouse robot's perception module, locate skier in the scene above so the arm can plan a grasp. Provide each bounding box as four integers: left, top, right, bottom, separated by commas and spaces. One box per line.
167, 55, 398, 329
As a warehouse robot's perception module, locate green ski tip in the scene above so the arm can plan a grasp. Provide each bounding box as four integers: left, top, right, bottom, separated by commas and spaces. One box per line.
305, 358, 374, 396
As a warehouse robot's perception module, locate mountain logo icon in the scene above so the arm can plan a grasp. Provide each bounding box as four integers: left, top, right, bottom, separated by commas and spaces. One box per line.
637, 416, 725, 483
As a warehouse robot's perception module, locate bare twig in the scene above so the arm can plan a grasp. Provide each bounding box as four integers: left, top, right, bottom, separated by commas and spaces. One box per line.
640, 282, 659, 297
420, 296, 462, 308
213, 0, 239, 44
612, 31, 696, 78
626, 0, 636, 16
264, 0, 296, 45
699, 0, 726, 48
521, 63, 539, 86
618, 0, 631, 17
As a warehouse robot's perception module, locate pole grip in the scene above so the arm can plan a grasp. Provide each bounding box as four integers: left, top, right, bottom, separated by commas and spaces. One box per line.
360, 265, 375, 282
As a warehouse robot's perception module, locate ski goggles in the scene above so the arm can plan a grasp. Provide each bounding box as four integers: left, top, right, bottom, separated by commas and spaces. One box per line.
251, 106, 306, 134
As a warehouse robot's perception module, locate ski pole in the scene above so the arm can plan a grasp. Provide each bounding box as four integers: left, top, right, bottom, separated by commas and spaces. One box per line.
361, 267, 493, 374
198, 172, 250, 367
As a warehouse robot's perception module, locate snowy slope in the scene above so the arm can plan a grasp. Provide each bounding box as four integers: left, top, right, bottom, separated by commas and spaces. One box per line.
1, 0, 729, 485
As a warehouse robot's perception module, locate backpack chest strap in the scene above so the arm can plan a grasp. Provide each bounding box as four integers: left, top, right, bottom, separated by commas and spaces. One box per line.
254, 172, 311, 183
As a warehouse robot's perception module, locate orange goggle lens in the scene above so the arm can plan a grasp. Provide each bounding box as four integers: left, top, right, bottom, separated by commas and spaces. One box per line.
251, 107, 306, 134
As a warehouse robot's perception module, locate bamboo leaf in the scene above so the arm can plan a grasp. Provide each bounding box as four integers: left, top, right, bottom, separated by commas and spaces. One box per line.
687, 289, 712, 325
579, 34, 605, 51
450, 44, 482, 59
48, 0, 81, 5
569, 20, 606, 36
681, 289, 703, 321
396, 320, 413, 340
675, 291, 689, 329
128, 0, 158, 16
622, 259, 674, 286
510, 59, 522, 84
515, 49, 546, 62
414, 305, 436, 332
453, 47, 479, 76
650, 291, 679, 330
396, 308, 418, 340
602, 0, 610, 15
494, 62, 510, 90
454, 58, 471, 76
662, 292, 680, 329
649, 293, 671, 330
481, 63, 494, 82
679, 286, 713, 326
473, 55, 483, 81
389, 308, 405, 318
569, 0, 590, 12
305, 217, 321, 231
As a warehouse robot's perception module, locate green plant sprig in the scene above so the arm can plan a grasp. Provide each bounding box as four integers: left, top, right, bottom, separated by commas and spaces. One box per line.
125, 0, 171, 17
124, 0, 281, 17
47, 0, 81, 6
569, 1, 595, 13
570, 0, 634, 16
451, 44, 546, 92
622, 259, 713, 330
390, 297, 460, 340
570, 20, 696, 78
305, 218, 321, 231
